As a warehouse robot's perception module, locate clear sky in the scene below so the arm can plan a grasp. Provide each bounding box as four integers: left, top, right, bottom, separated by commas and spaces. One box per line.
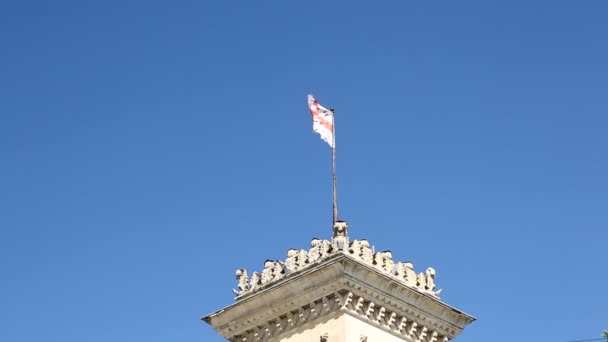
1, 1, 607, 341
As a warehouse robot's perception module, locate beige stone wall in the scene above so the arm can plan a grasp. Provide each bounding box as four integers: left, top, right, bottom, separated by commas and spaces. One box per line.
344, 313, 407, 342
275, 313, 408, 342
277, 315, 343, 342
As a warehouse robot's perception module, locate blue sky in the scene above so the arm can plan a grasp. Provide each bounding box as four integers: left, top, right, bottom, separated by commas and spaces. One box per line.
1, 1, 607, 341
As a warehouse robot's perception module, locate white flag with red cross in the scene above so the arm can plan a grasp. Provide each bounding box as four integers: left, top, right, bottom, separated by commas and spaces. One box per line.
308, 95, 334, 148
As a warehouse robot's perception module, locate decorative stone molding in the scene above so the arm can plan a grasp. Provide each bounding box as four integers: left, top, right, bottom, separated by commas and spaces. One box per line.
204, 249, 475, 342
234, 221, 441, 300
227, 290, 454, 342
230, 292, 343, 342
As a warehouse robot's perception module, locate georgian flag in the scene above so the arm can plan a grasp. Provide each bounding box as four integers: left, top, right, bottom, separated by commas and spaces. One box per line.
308, 95, 334, 148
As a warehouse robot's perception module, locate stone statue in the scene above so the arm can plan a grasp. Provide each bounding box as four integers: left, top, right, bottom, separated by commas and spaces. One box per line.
297, 249, 309, 270
332, 220, 349, 239
373, 251, 392, 271
394, 262, 405, 278
403, 262, 417, 287
320, 239, 332, 258
224, 227, 445, 303
348, 240, 361, 257
382, 251, 394, 272
249, 272, 261, 289
285, 249, 298, 272
273, 261, 287, 281
359, 240, 373, 264
235, 268, 249, 293
308, 239, 322, 263
425, 267, 436, 291
261, 260, 275, 284
372, 252, 380, 267
416, 272, 426, 290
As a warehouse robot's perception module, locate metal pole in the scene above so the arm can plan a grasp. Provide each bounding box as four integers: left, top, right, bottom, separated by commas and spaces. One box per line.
331, 107, 338, 225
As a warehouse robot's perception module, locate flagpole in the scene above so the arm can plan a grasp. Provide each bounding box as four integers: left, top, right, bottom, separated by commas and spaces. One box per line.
331, 107, 338, 225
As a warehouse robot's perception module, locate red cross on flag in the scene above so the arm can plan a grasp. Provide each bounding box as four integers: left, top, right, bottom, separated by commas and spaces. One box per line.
308, 95, 334, 148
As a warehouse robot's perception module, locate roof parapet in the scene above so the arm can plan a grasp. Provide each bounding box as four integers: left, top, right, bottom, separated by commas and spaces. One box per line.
234, 221, 441, 300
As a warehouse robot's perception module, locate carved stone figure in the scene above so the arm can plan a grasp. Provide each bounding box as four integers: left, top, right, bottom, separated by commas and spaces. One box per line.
348, 240, 371, 262
394, 262, 405, 278
416, 272, 427, 289
373, 251, 392, 271
308, 239, 322, 263
273, 261, 287, 281
249, 272, 261, 290
372, 252, 381, 268
348, 240, 362, 258
320, 239, 332, 259
235, 268, 249, 293
360, 240, 373, 264
382, 251, 394, 272
261, 260, 275, 284
226, 234, 443, 304
403, 262, 417, 287
425, 267, 436, 291
285, 249, 298, 272
332, 220, 349, 239
297, 249, 309, 270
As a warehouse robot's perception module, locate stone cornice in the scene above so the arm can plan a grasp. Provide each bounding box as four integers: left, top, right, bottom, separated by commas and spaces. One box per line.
203, 253, 475, 341
204, 253, 347, 337
339, 254, 473, 336
233, 227, 442, 301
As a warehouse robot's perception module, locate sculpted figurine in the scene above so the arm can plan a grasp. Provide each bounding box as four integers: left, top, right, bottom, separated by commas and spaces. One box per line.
332, 220, 349, 238
285, 249, 298, 272
261, 260, 275, 284
249, 272, 261, 289
403, 262, 417, 287
424, 267, 436, 291
235, 268, 249, 292
348, 240, 361, 257
273, 261, 287, 281
373, 251, 392, 271
359, 240, 373, 264
320, 239, 332, 258
372, 252, 381, 267
297, 249, 309, 270
229, 235, 442, 302
394, 262, 406, 278
382, 251, 394, 272
308, 239, 322, 263
416, 271, 427, 289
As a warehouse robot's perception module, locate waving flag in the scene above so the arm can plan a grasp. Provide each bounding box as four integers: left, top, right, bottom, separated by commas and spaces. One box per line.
308, 95, 334, 148
307, 94, 340, 224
